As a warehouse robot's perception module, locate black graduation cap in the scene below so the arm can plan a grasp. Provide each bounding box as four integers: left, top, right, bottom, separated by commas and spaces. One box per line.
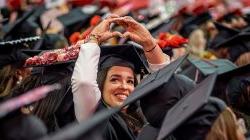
33, 33, 68, 50
208, 22, 240, 49
0, 39, 42, 68
3, 9, 39, 40
0, 48, 28, 68
0, 114, 47, 140
99, 44, 150, 75
218, 12, 240, 23
213, 32, 250, 62
122, 54, 189, 107
0, 84, 61, 140
180, 57, 237, 83
212, 64, 250, 106
156, 74, 227, 140
57, 7, 97, 37
39, 107, 119, 140
179, 12, 212, 37
149, 18, 177, 37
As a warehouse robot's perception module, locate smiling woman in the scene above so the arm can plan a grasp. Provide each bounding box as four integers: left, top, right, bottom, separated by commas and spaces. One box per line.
71, 14, 170, 140
102, 66, 135, 107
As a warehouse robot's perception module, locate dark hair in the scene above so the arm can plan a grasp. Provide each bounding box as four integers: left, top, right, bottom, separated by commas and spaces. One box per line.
0, 65, 19, 99
96, 66, 145, 135
96, 66, 138, 93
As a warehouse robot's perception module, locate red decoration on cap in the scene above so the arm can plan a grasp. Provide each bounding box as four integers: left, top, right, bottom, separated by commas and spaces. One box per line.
157, 33, 188, 49
69, 15, 102, 45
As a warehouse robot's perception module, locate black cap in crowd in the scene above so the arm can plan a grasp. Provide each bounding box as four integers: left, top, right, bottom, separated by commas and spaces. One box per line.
179, 12, 212, 37
213, 33, 250, 62
57, 7, 97, 37
122, 54, 188, 107
99, 44, 150, 75
157, 74, 227, 140
208, 22, 240, 49
3, 9, 39, 40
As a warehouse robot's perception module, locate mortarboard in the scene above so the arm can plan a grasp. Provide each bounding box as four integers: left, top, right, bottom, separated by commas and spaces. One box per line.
33, 33, 68, 50
208, 22, 240, 49
57, 7, 97, 38
217, 11, 241, 23
212, 64, 250, 105
149, 18, 177, 37
213, 32, 250, 62
179, 12, 212, 37
0, 37, 42, 68
156, 74, 227, 140
122, 54, 189, 107
180, 57, 237, 83
0, 84, 61, 140
39, 107, 119, 140
99, 44, 150, 75
0, 114, 47, 140
3, 9, 38, 40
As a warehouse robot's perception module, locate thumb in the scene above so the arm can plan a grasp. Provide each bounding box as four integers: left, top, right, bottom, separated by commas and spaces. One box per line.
123, 31, 141, 42
123, 31, 132, 38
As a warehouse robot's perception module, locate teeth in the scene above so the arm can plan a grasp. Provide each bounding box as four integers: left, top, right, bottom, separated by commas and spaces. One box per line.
115, 94, 128, 100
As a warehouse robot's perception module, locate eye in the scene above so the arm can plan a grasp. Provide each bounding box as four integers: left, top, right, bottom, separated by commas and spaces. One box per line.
127, 79, 134, 85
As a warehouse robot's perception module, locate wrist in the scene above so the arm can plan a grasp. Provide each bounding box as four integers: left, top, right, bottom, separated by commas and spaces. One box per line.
143, 38, 157, 51
84, 34, 100, 45
144, 43, 157, 53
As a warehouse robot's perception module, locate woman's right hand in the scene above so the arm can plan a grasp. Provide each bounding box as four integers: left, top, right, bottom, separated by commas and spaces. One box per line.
89, 14, 123, 44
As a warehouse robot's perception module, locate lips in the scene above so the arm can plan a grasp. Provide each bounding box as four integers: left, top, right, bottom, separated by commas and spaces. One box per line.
114, 93, 128, 100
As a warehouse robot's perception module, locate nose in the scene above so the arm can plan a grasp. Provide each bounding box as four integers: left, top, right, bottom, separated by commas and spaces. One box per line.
119, 81, 129, 89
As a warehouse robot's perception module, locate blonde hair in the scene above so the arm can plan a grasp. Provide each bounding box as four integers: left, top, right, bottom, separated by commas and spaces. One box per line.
188, 29, 207, 57
235, 52, 250, 67
206, 107, 241, 140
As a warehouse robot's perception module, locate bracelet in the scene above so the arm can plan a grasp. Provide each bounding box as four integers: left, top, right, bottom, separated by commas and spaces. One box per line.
145, 44, 157, 52
84, 34, 100, 45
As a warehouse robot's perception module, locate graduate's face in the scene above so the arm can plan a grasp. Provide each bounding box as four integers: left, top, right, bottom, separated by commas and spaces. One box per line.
103, 66, 135, 107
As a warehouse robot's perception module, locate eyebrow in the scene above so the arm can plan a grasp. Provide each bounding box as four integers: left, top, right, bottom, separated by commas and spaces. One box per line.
110, 74, 134, 80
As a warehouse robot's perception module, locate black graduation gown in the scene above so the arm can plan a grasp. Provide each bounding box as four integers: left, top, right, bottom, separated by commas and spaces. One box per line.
96, 101, 136, 140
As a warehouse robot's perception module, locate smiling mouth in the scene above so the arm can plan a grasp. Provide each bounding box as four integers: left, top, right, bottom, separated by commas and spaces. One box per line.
114, 93, 128, 100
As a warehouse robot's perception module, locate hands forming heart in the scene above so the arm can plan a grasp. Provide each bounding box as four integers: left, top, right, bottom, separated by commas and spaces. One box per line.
90, 14, 157, 51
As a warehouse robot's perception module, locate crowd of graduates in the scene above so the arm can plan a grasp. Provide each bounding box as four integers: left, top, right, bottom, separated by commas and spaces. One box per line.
0, 0, 250, 140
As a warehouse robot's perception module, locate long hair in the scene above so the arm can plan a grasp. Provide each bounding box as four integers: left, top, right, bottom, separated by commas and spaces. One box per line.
205, 107, 240, 140
0, 65, 18, 98
96, 66, 145, 135
31, 76, 72, 132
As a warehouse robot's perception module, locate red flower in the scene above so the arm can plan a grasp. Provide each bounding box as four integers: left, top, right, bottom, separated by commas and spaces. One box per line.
69, 32, 81, 45
157, 32, 188, 49
90, 15, 102, 26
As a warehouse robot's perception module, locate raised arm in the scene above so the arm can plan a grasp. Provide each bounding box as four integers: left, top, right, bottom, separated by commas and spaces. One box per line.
114, 16, 170, 72
71, 15, 123, 122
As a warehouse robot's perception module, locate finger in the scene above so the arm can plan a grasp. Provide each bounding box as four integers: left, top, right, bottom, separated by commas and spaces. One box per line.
107, 18, 129, 29
110, 31, 123, 38
122, 16, 136, 23
105, 14, 120, 19
123, 31, 141, 42
102, 31, 123, 40
123, 31, 132, 38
